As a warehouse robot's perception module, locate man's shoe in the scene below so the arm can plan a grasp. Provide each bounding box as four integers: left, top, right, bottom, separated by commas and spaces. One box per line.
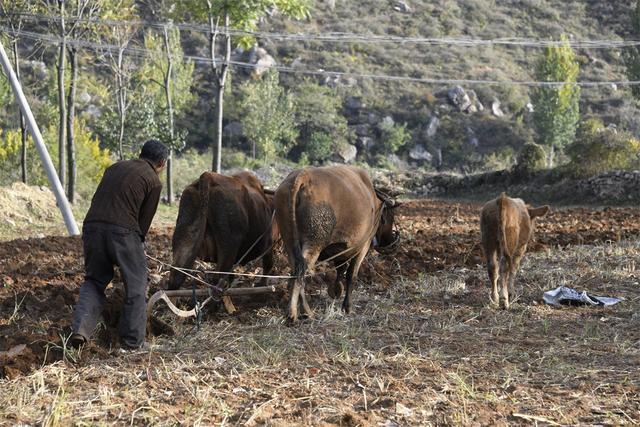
69, 333, 87, 350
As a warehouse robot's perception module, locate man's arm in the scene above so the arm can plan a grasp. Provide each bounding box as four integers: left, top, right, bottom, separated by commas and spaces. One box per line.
138, 184, 162, 239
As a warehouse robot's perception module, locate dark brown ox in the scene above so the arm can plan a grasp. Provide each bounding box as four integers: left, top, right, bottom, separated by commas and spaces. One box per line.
480, 192, 550, 309
168, 171, 276, 291
274, 165, 399, 322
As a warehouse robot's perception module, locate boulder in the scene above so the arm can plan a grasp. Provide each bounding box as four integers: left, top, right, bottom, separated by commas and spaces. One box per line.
243, 45, 276, 77
409, 144, 433, 161
467, 90, 484, 112
353, 124, 372, 137
491, 99, 504, 117
393, 1, 411, 12
334, 144, 358, 163
345, 96, 363, 111
425, 116, 440, 138
447, 86, 472, 112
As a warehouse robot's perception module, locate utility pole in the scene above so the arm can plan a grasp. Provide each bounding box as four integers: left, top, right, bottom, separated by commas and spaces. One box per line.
0, 38, 79, 236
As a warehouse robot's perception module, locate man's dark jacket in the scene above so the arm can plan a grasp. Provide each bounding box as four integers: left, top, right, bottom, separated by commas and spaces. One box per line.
84, 158, 162, 238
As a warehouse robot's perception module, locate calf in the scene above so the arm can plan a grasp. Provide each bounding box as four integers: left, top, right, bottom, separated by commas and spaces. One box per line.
480, 192, 550, 309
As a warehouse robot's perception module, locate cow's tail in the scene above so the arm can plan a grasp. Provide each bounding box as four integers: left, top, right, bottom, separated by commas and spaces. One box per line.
290, 172, 307, 278
497, 192, 511, 260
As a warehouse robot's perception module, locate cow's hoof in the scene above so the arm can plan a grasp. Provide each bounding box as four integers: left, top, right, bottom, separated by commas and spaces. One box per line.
328, 282, 343, 299
341, 303, 351, 314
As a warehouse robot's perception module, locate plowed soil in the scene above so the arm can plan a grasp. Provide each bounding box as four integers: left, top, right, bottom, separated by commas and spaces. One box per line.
1, 199, 639, 425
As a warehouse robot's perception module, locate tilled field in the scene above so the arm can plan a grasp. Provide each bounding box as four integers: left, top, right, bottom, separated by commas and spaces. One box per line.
1, 199, 639, 425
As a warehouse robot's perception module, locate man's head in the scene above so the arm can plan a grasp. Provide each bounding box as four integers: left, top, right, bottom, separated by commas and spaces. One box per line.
140, 139, 168, 173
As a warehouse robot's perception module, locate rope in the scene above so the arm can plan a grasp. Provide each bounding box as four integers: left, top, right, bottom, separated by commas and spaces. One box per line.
234, 210, 276, 267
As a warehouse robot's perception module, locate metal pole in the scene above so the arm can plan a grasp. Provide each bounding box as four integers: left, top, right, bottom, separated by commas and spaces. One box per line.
0, 39, 80, 236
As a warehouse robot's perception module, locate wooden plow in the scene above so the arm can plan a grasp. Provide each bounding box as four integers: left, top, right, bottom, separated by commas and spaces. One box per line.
146, 282, 287, 319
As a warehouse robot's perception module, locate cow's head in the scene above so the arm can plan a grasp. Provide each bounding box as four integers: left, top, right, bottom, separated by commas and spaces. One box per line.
373, 188, 401, 252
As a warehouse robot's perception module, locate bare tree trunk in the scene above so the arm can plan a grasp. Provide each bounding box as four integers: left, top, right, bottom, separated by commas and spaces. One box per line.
57, 1, 67, 191
163, 25, 174, 205
547, 145, 555, 168
116, 47, 126, 160
12, 39, 27, 183
211, 11, 230, 173
67, 47, 78, 203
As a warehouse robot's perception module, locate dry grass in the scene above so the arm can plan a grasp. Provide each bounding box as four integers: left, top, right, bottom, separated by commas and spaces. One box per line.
2, 237, 639, 425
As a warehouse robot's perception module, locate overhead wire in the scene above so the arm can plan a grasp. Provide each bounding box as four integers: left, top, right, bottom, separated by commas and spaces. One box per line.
1, 25, 638, 87
5, 11, 640, 49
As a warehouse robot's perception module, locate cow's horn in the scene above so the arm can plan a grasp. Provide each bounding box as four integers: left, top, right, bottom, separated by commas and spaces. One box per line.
264, 188, 275, 195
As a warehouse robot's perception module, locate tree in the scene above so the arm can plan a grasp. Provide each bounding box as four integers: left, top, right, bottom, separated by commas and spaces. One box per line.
238, 70, 297, 162
624, 1, 640, 99
0, 0, 34, 184
291, 80, 351, 163
101, 0, 139, 160
177, 0, 309, 172
531, 35, 580, 167
141, 26, 194, 203
66, 0, 102, 203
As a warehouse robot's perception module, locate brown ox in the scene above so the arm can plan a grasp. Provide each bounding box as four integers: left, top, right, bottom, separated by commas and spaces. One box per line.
480, 192, 550, 309
168, 171, 276, 291
274, 165, 399, 322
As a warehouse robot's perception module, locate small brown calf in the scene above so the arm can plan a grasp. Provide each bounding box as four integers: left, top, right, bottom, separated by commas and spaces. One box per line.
480, 193, 550, 309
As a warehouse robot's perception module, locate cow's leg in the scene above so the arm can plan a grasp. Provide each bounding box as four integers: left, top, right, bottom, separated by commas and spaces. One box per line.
288, 277, 302, 322
328, 263, 347, 299
342, 250, 368, 315
487, 249, 500, 307
216, 240, 240, 314
499, 255, 512, 310
508, 247, 526, 304
259, 251, 274, 288
298, 251, 320, 319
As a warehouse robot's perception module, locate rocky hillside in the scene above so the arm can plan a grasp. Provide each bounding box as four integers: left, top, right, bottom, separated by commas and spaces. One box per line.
213, 0, 638, 170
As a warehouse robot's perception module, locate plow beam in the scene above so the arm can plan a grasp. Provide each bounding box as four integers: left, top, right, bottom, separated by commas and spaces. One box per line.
147, 284, 286, 319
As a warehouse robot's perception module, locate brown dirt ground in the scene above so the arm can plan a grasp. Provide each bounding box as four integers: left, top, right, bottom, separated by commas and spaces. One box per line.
1, 199, 639, 425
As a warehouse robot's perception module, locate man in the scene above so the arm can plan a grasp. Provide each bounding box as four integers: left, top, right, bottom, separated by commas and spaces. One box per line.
70, 139, 168, 351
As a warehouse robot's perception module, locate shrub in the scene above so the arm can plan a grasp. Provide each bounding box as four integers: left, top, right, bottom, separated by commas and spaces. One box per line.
513, 142, 546, 176
377, 120, 410, 155
566, 119, 640, 177
0, 120, 112, 200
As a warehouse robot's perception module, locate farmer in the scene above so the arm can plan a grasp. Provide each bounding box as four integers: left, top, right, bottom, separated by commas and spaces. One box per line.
70, 139, 168, 351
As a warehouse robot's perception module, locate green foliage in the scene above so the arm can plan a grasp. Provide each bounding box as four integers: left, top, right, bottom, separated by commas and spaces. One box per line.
139, 27, 195, 150
305, 132, 334, 163
291, 80, 350, 163
237, 70, 298, 162
513, 142, 546, 176
566, 118, 640, 177
531, 35, 581, 155
377, 119, 410, 155
0, 120, 112, 198
177, 0, 309, 47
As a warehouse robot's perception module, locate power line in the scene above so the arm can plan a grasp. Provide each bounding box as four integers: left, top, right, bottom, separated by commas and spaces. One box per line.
2, 26, 638, 88
5, 12, 640, 49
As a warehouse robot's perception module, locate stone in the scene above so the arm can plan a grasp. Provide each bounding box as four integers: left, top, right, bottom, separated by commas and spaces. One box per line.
425, 116, 440, 138
409, 144, 432, 161
345, 96, 363, 110
335, 144, 357, 163
447, 86, 472, 112
491, 99, 504, 117
393, 1, 411, 12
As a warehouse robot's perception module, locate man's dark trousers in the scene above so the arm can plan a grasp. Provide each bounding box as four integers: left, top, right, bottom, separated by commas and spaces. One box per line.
72, 222, 148, 348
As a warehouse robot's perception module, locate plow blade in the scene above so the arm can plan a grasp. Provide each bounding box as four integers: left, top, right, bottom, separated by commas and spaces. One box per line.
147, 284, 286, 319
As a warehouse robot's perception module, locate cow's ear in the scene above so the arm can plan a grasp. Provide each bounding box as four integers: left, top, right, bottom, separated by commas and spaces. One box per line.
528, 205, 550, 219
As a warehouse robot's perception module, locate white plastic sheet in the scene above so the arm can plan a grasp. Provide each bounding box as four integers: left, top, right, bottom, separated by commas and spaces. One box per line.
543, 286, 622, 306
